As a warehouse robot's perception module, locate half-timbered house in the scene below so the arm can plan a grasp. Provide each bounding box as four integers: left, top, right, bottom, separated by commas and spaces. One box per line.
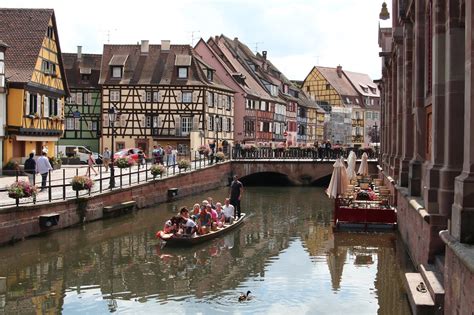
99, 40, 235, 155
0, 41, 7, 168
60, 47, 102, 152
0, 9, 68, 163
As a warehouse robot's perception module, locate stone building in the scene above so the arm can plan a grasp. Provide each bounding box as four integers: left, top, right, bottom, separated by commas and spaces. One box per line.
378, 0, 473, 313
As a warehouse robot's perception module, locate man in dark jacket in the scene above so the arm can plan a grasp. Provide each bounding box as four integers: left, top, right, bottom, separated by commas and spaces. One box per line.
24, 152, 36, 184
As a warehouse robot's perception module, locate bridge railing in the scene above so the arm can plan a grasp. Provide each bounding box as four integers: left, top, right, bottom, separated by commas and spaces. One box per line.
229, 147, 380, 160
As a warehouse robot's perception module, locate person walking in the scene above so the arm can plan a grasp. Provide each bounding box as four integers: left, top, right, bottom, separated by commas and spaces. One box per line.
171, 146, 178, 165
24, 152, 36, 184
103, 147, 111, 172
137, 149, 145, 169
86, 152, 98, 176
229, 175, 243, 219
35, 150, 52, 191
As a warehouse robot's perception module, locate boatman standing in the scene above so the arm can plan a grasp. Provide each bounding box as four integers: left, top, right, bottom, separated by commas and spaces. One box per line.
229, 175, 243, 219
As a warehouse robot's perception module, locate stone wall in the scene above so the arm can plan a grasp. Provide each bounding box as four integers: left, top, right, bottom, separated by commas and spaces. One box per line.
0, 162, 232, 245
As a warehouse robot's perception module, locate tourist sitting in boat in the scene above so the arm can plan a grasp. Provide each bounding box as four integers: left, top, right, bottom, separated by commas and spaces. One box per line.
163, 216, 182, 234
192, 203, 201, 216
207, 204, 219, 230
223, 198, 235, 223
201, 200, 209, 210
179, 207, 198, 236
195, 206, 212, 234
215, 202, 225, 227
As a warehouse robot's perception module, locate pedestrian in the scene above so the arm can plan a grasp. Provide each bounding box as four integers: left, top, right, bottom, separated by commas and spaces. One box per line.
103, 147, 111, 172
35, 150, 52, 191
165, 144, 172, 165
229, 175, 243, 219
171, 146, 178, 165
234, 141, 241, 158
209, 140, 216, 164
137, 148, 145, 169
86, 152, 98, 176
24, 152, 36, 184
326, 140, 332, 160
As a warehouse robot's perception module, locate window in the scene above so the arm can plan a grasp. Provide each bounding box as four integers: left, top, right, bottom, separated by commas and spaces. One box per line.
326, 84, 331, 90
373, 111, 379, 120
111, 66, 122, 78
49, 98, 58, 116
207, 92, 214, 107
29, 93, 38, 114
83, 93, 89, 105
90, 121, 98, 131
146, 91, 152, 102
344, 97, 351, 104
81, 73, 90, 81
181, 116, 192, 135
153, 91, 160, 102
208, 115, 214, 131
182, 91, 192, 103
262, 122, 270, 132
110, 90, 120, 102
178, 67, 188, 79
66, 118, 75, 130
226, 96, 231, 111
116, 142, 125, 151
370, 98, 374, 105
217, 94, 223, 109
207, 69, 213, 81
366, 111, 372, 120
76, 92, 83, 105
260, 101, 266, 111
47, 26, 54, 39
355, 98, 360, 104
227, 118, 232, 131
369, 87, 377, 94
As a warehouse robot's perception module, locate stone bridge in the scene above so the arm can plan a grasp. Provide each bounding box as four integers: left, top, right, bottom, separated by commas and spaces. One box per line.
231, 160, 379, 185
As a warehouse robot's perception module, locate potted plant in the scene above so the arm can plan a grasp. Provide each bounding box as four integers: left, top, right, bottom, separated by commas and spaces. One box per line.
49, 156, 62, 170
150, 164, 166, 178
116, 157, 135, 168
198, 145, 210, 156
2, 160, 22, 176
215, 151, 225, 162
71, 175, 94, 191
177, 159, 190, 170
8, 180, 38, 199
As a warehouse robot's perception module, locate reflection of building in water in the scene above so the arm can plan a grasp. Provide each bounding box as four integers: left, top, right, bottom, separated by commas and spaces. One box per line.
326, 232, 410, 315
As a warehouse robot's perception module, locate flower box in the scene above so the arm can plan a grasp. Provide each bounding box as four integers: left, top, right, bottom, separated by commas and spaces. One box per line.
8, 180, 38, 199
71, 175, 94, 191
177, 159, 191, 170
150, 164, 166, 177
115, 157, 135, 168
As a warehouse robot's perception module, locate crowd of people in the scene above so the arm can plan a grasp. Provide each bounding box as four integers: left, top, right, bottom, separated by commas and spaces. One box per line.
151, 144, 179, 165
161, 175, 243, 238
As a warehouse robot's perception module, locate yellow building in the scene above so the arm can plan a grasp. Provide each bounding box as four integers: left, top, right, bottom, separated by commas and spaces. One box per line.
0, 9, 68, 164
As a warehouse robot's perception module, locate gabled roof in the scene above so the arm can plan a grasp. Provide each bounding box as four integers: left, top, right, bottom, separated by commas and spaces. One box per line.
0, 8, 68, 93
63, 53, 102, 89
315, 66, 359, 97
343, 70, 380, 97
99, 43, 232, 91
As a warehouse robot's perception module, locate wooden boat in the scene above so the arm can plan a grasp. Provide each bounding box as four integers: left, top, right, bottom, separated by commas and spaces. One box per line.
156, 213, 247, 247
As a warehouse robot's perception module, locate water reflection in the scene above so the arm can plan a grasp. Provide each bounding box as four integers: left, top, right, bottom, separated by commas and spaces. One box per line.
0, 187, 411, 314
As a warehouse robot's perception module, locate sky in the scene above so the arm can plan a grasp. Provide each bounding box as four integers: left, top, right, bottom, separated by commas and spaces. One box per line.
3, 0, 392, 81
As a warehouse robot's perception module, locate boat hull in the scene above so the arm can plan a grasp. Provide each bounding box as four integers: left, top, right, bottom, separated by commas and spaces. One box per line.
157, 213, 246, 247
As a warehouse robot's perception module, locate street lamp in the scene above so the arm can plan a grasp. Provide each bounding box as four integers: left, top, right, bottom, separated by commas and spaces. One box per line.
108, 107, 118, 189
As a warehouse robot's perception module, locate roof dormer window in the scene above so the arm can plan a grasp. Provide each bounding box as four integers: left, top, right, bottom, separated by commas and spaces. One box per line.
207, 69, 213, 82
178, 67, 188, 79
46, 26, 54, 39
111, 66, 122, 78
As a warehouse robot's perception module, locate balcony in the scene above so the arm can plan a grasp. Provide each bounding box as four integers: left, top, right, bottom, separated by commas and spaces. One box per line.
352, 119, 364, 127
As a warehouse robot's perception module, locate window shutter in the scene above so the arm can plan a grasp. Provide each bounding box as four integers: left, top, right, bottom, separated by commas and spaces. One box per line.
175, 115, 181, 136
193, 115, 199, 131
140, 115, 146, 127
71, 92, 76, 104
140, 90, 146, 102
259, 121, 263, 132
103, 113, 109, 128
25, 92, 30, 115
192, 91, 198, 103
58, 99, 63, 117
44, 96, 49, 117
88, 93, 93, 105
269, 122, 273, 133
74, 118, 80, 130
120, 114, 127, 127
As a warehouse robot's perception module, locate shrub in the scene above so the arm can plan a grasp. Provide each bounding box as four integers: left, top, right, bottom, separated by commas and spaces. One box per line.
150, 164, 166, 177
3, 160, 19, 171
8, 180, 38, 199
177, 159, 191, 169
49, 156, 62, 167
71, 176, 94, 191
116, 157, 135, 168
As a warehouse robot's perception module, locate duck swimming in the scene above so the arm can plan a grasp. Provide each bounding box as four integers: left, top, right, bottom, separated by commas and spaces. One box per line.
238, 290, 251, 302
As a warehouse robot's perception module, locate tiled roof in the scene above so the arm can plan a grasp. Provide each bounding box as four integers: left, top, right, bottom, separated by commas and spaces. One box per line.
99, 43, 232, 91
62, 53, 102, 89
343, 70, 380, 97
0, 9, 53, 83
315, 66, 359, 97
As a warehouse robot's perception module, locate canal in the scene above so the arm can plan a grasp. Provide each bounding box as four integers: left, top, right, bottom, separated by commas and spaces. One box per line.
0, 186, 412, 314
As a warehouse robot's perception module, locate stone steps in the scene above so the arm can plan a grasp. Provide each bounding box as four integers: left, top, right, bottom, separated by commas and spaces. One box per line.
404, 263, 445, 315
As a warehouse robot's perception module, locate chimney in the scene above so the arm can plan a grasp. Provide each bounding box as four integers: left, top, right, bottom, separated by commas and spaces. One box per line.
336, 65, 342, 78
262, 51, 267, 59
161, 40, 170, 51
140, 40, 149, 54
77, 46, 82, 59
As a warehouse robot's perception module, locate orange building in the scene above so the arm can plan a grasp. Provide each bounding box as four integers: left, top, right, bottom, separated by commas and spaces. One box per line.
0, 9, 68, 164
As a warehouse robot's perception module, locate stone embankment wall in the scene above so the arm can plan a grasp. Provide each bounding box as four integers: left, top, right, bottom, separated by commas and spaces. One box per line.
0, 163, 232, 245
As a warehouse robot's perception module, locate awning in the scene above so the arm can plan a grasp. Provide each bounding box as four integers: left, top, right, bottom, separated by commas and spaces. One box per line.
15, 135, 60, 142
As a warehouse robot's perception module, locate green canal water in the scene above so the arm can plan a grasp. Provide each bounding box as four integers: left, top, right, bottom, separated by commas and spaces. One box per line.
0, 187, 412, 314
